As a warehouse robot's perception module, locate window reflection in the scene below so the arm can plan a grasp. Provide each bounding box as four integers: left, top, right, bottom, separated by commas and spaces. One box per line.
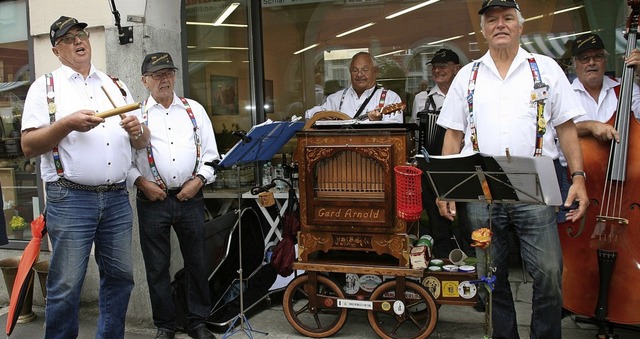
0, 0, 36, 243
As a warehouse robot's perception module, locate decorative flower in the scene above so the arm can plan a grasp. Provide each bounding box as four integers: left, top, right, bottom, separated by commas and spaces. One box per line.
471, 227, 492, 250
9, 215, 27, 231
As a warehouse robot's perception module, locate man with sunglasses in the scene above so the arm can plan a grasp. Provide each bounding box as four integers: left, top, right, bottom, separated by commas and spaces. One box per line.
21, 16, 148, 338
128, 52, 219, 339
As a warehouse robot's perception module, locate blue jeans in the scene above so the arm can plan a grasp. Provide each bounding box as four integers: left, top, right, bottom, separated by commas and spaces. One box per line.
465, 202, 562, 339
45, 185, 134, 339
136, 189, 211, 331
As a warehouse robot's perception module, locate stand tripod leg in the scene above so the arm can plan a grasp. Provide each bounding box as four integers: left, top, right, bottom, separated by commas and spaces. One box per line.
222, 205, 269, 338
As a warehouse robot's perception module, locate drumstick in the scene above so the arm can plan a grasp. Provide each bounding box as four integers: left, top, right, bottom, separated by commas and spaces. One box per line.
101, 85, 127, 119
96, 102, 142, 118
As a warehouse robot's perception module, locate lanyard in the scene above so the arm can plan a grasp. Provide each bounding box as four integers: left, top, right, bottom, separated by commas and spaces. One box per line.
467, 57, 549, 156
142, 97, 201, 190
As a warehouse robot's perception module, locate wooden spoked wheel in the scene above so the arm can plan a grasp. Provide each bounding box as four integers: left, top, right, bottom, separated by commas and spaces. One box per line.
302, 111, 351, 130
366, 279, 438, 339
282, 274, 348, 337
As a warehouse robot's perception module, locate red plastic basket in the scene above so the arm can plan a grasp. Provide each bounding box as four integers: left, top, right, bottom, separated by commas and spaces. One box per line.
394, 165, 423, 221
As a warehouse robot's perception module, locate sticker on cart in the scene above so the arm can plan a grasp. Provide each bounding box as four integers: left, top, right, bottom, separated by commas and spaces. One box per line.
381, 301, 391, 311
393, 300, 406, 315
458, 281, 477, 299
422, 276, 441, 299
337, 298, 373, 310
343, 274, 360, 295
359, 275, 382, 293
441, 281, 460, 298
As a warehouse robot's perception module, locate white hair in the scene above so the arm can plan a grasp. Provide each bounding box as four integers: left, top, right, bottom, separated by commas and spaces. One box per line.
480, 9, 525, 30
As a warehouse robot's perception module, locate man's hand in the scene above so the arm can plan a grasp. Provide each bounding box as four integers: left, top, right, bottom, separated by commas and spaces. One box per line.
564, 175, 589, 222
175, 177, 204, 202
436, 198, 457, 221
582, 121, 619, 142
367, 108, 382, 121
66, 110, 105, 132
136, 178, 168, 202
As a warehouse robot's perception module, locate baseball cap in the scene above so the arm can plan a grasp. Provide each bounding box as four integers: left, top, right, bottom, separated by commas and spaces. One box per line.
572, 33, 605, 56
141, 52, 179, 74
50, 16, 88, 46
478, 0, 521, 15
428, 49, 460, 65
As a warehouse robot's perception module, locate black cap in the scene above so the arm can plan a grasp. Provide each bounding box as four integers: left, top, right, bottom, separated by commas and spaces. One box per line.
141, 52, 178, 74
428, 49, 460, 65
572, 33, 605, 56
478, 0, 521, 15
50, 16, 87, 46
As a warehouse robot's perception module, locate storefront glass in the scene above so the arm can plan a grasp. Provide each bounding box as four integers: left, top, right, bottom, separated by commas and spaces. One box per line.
185, 0, 628, 186
0, 0, 37, 244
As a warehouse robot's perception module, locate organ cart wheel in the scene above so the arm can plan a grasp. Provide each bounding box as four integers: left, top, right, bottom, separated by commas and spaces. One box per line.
302, 110, 351, 129
367, 279, 438, 339
283, 273, 348, 337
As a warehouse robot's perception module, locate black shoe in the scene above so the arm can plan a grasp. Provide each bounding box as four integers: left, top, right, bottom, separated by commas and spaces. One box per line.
187, 324, 216, 339
154, 328, 175, 339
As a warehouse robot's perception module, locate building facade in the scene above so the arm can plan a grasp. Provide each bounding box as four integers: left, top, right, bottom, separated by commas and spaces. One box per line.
0, 0, 631, 326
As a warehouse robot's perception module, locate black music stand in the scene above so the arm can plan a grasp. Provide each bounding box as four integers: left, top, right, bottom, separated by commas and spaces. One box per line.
416, 152, 562, 337
217, 120, 304, 338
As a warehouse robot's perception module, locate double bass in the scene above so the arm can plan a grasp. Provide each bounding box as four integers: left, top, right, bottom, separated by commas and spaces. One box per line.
559, 1, 640, 335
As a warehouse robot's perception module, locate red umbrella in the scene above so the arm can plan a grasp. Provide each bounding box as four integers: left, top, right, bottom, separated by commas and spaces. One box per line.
6, 214, 46, 337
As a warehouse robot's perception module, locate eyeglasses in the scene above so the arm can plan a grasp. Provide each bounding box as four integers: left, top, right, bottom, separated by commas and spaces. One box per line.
145, 69, 176, 80
576, 53, 605, 64
55, 30, 90, 45
431, 63, 453, 70
350, 68, 372, 75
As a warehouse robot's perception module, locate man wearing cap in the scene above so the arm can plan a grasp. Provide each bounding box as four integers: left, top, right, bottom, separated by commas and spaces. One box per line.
436, 1, 588, 338
572, 33, 640, 139
411, 48, 461, 122
21, 16, 148, 338
556, 33, 640, 223
128, 52, 219, 339
305, 52, 403, 122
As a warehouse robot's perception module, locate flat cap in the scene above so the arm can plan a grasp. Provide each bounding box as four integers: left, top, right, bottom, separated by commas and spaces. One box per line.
50, 16, 87, 46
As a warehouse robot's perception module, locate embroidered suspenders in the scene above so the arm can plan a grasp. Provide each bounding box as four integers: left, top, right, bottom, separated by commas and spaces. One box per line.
466, 57, 549, 157
45, 73, 128, 176
141, 97, 201, 190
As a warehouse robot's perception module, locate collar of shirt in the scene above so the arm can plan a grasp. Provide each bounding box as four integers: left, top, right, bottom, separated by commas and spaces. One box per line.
59, 63, 99, 81
571, 75, 619, 94
477, 47, 531, 80
348, 85, 378, 98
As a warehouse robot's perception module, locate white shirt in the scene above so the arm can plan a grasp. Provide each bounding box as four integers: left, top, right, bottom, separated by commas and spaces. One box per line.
305, 86, 403, 123
571, 76, 640, 122
411, 85, 446, 123
438, 48, 584, 158
127, 93, 220, 189
22, 64, 138, 185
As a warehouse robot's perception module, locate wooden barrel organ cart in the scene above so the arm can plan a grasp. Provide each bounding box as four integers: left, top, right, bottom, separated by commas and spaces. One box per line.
281, 114, 478, 338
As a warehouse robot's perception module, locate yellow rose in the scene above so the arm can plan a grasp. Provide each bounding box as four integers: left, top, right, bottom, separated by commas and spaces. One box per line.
471, 227, 492, 249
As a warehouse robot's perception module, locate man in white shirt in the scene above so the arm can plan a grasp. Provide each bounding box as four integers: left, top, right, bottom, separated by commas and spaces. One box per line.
21, 15, 148, 338
305, 52, 403, 122
411, 49, 461, 123
436, 1, 587, 337
128, 52, 219, 339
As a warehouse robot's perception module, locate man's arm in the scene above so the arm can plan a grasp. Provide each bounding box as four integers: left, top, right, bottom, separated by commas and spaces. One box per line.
436, 128, 464, 221
556, 120, 589, 221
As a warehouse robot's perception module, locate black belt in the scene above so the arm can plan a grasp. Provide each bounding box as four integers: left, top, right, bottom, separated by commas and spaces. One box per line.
49, 178, 126, 192
166, 189, 181, 196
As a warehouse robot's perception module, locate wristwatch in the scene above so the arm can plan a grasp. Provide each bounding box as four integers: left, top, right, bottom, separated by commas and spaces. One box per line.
196, 174, 207, 185
571, 171, 586, 180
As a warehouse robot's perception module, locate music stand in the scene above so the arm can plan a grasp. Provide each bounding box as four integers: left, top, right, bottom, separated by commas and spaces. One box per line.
416, 152, 562, 337
216, 120, 304, 338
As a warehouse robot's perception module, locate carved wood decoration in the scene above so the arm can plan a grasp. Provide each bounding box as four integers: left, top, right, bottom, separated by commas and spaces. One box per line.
295, 127, 416, 266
